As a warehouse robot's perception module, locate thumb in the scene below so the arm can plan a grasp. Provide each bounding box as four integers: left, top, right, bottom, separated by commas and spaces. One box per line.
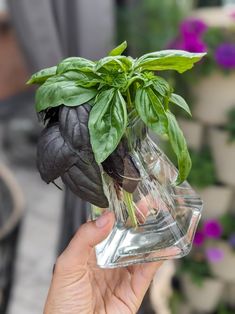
57, 211, 115, 269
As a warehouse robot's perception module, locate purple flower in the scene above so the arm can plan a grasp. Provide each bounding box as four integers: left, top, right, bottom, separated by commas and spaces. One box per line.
203, 220, 223, 239
180, 18, 208, 37
193, 230, 205, 247
206, 247, 224, 263
215, 43, 235, 69
182, 35, 207, 53
230, 11, 235, 20
229, 233, 235, 248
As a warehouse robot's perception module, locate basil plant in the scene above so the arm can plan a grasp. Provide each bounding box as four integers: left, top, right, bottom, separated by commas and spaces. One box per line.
28, 41, 205, 226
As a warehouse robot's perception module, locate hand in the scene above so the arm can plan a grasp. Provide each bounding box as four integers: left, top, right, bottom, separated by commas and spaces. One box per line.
44, 211, 162, 314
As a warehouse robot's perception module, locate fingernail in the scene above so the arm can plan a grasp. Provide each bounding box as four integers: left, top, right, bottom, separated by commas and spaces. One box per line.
96, 211, 111, 228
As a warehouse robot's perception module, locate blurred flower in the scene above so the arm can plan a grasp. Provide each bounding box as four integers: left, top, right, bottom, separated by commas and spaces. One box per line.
193, 230, 205, 247
203, 220, 223, 239
215, 43, 235, 69
206, 247, 224, 263
168, 18, 208, 53
229, 11, 235, 20
180, 18, 208, 37
182, 35, 207, 53
168, 35, 207, 53
229, 233, 235, 248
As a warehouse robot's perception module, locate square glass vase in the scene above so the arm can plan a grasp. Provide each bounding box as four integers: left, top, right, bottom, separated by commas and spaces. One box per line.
91, 131, 203, 268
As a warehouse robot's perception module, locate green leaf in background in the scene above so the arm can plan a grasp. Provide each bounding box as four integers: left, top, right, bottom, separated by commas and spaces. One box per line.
220, 214, 235, 238
170, 93, 191, 116
95, 56, 133, 73
166, 111, 191, 184
135, 86, 167, 135
108, 41, 127, 56
135, 50, 206, 73
27, 66, 57, 85
57, 57, 95, 74
188, 148, 216, 189
89, 88, 127, 163
35, 76, 97, 112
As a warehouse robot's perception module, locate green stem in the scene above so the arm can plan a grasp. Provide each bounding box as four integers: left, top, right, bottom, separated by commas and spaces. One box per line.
126, 88, 132, 112
123, 190, 138, 228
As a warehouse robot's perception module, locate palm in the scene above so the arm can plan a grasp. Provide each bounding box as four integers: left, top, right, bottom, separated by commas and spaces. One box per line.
64, 251, 160, 314
44, 214, 161, 314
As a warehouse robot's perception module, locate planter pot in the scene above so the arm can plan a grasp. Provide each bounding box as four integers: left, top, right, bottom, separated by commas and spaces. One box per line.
198, 186, 233, 220
91, 120, 203, 268
0, 164, 24, 313
225, 282, 235, 307
182, 274, 224, 313
178, 119, 204, 151
209, 128, 235, 186
150, 260, 175, 314
209, 241, 235, 282
193, 72, 235, 126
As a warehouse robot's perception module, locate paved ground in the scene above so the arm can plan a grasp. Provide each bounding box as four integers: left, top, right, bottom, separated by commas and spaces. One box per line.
7, 166, 63, 314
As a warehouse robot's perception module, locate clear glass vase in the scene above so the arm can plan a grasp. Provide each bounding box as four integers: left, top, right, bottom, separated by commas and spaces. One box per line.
91, 119, 203, 268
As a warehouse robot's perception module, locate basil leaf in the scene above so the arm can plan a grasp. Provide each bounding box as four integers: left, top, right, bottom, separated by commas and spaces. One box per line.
27, 66, 57, 85
135, 87, 167, 135
37, 123, 78, 183
101, 72, 128, 90
95, 56, 133, 72
59, 104, 92, 151
166, 111, 191, 184
35, 76, 97, 112
61, 71, 101, 88
135, 50, 206, 73
152, 76, 170, 97
170, 93, 191, 116
108, 41, 127, 56
62, 161, 109, 208
89, 88, 127, 163
57, 57, 95, 74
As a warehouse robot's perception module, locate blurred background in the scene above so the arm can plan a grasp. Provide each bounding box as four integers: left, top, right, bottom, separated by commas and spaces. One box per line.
0, 0, 235, 313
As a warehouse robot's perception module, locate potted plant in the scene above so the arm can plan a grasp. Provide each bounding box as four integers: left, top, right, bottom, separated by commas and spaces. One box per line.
169, 16, 235, 126
179, 219, 226, 312
187, 147, 232, 220
180, 253, 224, 313
209, 107, 235, 186
225, 282, 235, 308
27, 41, 204, 268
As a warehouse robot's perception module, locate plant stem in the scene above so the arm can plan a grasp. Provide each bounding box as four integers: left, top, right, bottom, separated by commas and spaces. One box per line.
126, 88, 133, 112
123, 190, 138, 228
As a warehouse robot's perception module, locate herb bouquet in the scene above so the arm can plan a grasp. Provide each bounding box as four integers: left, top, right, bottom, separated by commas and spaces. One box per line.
28, 42, 204, 268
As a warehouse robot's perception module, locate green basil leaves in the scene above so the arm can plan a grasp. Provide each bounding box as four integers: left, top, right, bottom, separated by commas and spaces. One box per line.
89, 89, 127, 163
35, 76, 97, 112
27, 66, 57, 85
135, 50, 206, 73
108, 41, 127, 56
135, 87, 167, 135
166, 111, 192, 184
28, 42, 206, 183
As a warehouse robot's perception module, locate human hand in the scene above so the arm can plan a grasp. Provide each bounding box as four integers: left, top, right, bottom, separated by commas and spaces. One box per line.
44, 211, 162, 314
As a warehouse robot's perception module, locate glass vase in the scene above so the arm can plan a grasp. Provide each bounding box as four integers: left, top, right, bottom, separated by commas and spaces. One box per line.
91, 119, 203, 268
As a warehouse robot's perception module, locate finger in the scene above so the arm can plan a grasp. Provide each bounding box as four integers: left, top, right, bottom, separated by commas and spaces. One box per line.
57, 211, 115, 270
